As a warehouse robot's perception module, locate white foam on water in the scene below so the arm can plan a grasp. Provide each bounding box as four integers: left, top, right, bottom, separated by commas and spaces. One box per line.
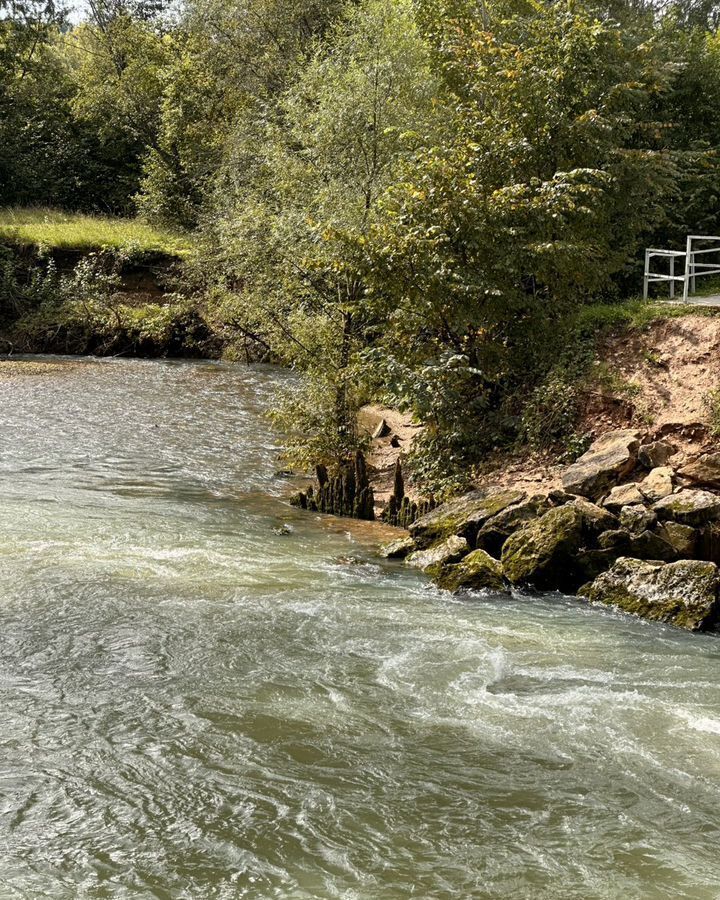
0, 358, 719, 898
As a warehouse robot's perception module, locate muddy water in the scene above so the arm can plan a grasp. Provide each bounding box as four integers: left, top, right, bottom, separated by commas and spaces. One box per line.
0, 357, 719, 899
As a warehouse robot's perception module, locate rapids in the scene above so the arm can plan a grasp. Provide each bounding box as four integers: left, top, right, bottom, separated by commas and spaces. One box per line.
0, 357, 719, 898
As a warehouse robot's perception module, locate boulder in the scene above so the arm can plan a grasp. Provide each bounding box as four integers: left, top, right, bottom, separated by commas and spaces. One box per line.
379, 536, 417, 559
656, 522, 698, 558
409, 489, 526, 549
501, 505, 584, 590
548, 488, 575, 506
571, 497, 619, 535
653, 489, 720, 527
598, 529, 632, 552
627, 529, 677, 562
576, 547, 624, 583
619, 504, 657, 535
582, 557, 720, 631
678, 453, 720, 489
406, 535, 469, 572
561, 429, 642, 499
698, 524, 720, 565
432, 549, 506, 593
638, 440, 676, 469
602, 482, 645, 512
475, 494, 548, 556
639, 466, 674, 503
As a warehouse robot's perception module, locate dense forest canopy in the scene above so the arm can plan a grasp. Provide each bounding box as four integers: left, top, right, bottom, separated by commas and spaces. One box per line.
2, 0, 720, 490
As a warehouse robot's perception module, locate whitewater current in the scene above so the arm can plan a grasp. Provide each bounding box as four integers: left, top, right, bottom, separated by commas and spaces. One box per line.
0, 357, 718, 899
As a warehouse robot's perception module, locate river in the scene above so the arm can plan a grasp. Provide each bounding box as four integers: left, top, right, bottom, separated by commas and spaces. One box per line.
0, 356, 719, 899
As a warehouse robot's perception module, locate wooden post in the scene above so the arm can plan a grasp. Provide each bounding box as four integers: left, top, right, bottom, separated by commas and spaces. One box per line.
643, 249, 650, 301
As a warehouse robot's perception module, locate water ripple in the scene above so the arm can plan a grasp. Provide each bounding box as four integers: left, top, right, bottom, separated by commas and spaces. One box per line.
0, 358, 718, 897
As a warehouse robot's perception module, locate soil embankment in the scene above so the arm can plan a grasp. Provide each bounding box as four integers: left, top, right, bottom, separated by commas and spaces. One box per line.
378, 312, 720, 632
362, 313, 720, 506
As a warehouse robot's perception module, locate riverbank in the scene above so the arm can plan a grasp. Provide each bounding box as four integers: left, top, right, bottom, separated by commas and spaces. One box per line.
371, 312, 720, 632
8, 291, 720, 637
0, 208, 220, 358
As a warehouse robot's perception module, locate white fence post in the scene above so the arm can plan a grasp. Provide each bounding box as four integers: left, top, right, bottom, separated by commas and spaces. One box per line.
683, 235, 692, 302
670, 255, 675, 298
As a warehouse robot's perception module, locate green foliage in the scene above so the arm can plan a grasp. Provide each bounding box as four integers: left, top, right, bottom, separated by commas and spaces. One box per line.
6, 0, 720, 485
592, 363, 642, 399
192, 0, 437, 468
574, 297, 720, 336
0, 244, 208, 355
520, 371, 584, 454
0, 1, 169, 213
270, 369, 369, 473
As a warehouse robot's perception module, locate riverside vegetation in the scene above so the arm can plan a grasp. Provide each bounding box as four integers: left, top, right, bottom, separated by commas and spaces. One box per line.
5, 0, 720, 624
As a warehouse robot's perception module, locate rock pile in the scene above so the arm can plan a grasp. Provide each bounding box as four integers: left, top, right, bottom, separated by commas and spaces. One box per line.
381, 429, 720, 632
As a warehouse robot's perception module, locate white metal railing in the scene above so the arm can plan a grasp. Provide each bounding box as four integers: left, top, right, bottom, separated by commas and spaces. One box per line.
644, 235, 720, 302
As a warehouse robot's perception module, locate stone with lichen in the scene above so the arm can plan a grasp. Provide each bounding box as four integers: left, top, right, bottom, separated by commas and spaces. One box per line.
581, 557, 720, 631
501, 505, 584, 590
430, 549, 506, 593
409, 489, 526, 549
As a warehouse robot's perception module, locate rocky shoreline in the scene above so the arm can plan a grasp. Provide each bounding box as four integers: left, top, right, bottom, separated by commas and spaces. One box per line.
381, 429, 720, 632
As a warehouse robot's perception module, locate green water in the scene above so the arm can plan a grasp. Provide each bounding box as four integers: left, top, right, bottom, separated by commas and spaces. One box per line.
1, 357, 720, 899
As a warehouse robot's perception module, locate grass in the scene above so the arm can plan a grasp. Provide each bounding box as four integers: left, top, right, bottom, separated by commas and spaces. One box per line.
0, 207, 191, 257
573, 296, 720, 338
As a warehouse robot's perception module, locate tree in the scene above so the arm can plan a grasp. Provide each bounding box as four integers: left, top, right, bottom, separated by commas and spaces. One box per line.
360, 0, 678, 487
196, 0, 437, 467
136, 0, 345, 228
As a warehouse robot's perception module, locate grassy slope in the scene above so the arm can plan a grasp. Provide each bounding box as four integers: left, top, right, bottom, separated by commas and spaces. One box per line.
575, 297, 720, 333
0, 208, 213, 357
0, 207, 190, 257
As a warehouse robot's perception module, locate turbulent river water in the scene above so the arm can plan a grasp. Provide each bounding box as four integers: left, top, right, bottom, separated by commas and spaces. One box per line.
1, 357, 720, 899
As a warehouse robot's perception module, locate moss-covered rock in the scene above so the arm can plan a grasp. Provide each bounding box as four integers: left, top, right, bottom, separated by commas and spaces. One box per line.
627, 529, 677, 562
562, 429, 642, 499
501, 505, 584, 590
379, 536, 417, 559
698, 524, 720, 565
656, 522, 698, 558
619, 504, 657, 535
570, 497, 619, 535
653, 489, 720, 526
475, 494, 548, 556
409, 489, 526, 549
431, 549, 506, 593
406, 535, 469, 572
582, 557, 720, 631
598, 529, 632, 552
576, 547, 624, 583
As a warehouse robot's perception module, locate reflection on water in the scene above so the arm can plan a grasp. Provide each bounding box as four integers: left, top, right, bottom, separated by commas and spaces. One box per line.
0, 357, 719, 899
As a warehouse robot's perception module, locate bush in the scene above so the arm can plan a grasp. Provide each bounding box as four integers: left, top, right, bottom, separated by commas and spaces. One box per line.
520, 370, 582, 452
270, 369, 369, 474
0, 246, 212, 356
